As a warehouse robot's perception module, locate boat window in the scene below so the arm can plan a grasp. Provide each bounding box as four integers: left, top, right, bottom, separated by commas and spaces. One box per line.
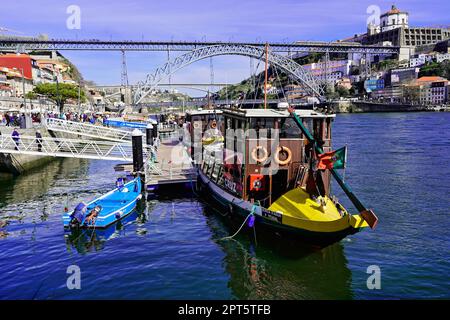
303, 118, 313, 136
279, 118, 302, 138
250, 118, 274, 139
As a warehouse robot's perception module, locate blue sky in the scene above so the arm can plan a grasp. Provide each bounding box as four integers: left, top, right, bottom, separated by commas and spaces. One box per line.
1, 0, 449, 95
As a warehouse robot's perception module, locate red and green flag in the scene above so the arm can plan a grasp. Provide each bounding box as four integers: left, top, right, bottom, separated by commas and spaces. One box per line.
317, 146, 347, 170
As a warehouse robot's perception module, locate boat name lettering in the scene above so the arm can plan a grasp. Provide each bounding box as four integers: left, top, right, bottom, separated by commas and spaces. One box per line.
261, 209, 282, 223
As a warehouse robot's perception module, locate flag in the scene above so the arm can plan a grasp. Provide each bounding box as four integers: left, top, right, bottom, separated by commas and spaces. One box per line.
317, 146, 347, 170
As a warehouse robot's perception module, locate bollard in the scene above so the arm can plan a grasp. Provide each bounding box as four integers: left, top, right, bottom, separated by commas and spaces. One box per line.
132, 129, 144, 175
146, 124, 153, 145
150, 119, 158, 139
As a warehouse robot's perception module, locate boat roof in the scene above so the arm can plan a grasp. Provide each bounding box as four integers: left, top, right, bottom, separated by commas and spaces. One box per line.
223, 108, 335, 119
186, 109, 223, 116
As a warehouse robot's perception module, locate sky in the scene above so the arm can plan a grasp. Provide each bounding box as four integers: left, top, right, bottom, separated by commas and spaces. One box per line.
1, 0, 449, 95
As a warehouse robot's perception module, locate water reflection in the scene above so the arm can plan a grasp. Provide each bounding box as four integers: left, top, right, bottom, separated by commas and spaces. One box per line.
0, 158, 90, 238
205, 207, 353, 300
64, 209, 143, 254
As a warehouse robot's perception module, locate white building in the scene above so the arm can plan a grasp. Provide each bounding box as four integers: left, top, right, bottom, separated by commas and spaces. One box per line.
380, 5, 409, 32
436, 53, 450, 63
409, 54, 434, 67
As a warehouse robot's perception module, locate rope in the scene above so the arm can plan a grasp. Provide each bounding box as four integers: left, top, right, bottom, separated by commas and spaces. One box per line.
219, 203, 259, 243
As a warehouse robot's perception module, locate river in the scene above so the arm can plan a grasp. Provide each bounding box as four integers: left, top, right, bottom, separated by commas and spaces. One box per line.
0, 112, 449, 299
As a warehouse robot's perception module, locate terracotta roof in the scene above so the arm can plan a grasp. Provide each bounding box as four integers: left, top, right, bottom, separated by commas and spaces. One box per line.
417, 76, 448, 83
388, 5, 400, 14
381, 5, 407, 16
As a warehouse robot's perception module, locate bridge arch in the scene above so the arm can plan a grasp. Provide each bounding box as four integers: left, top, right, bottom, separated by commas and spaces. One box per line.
133, 44, 324, 104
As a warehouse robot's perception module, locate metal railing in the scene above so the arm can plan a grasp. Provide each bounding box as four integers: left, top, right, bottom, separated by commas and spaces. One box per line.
0, 135, 148, 161
45, 118, 132, 142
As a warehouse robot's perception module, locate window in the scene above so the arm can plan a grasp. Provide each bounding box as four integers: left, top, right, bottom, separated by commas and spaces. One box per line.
279, 118, 302, 139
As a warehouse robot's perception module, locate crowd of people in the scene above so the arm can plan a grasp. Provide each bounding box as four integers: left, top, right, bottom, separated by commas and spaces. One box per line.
0, 110, 118, 153
0, 110, 114, 127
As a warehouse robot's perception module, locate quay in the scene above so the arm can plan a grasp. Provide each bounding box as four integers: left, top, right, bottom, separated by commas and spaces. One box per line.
145, 138, 196, 191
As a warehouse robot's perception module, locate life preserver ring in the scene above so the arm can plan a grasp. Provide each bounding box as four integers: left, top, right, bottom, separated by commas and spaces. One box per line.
193, 122, 201, 129
211, 120, 217, 129
274, 146, 292, 166
251, 146, 269, 163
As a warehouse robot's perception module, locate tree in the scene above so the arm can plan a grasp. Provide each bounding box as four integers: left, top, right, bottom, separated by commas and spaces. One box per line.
403, 85, 421, 103
31, 83, 86, 112
419, 61, 450, 79
336, 85, 350, 97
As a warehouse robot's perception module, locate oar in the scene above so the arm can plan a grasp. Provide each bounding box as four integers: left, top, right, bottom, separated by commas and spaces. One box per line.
287, 107, 378, 229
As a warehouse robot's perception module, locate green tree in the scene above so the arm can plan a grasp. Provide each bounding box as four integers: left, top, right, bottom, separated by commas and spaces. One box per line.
419, 61, 450, 79
336, 85, 350, 97
403, 85, 421, 103
31, 83, 85, 112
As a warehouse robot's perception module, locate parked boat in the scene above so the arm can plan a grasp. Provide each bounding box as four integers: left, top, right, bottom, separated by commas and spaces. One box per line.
63, 177, 142, 229
191, 106, 378, 247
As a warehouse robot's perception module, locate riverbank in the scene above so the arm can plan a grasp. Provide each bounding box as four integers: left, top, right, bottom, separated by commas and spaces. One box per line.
0, 126, 54, 175
331, 100, 449, 113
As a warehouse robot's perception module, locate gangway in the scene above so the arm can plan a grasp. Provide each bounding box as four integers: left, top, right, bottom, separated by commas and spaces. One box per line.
0, 135, 149, 162
45, 118, 133, 142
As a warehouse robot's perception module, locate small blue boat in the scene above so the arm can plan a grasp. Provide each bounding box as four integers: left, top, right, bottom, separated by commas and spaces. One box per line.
63, 177, 142, 229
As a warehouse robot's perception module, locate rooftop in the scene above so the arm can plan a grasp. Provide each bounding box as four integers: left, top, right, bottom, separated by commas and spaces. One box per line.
223, 108, 334, 119
417, 76, 448, 83
381, 5, 408, 17
186, 109, 223, 115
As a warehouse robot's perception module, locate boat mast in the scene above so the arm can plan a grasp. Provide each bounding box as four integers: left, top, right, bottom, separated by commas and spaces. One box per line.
264, 43, 269, 110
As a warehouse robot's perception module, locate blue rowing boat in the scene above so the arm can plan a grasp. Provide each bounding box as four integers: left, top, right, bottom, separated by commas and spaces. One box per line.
63, 177, 142, 229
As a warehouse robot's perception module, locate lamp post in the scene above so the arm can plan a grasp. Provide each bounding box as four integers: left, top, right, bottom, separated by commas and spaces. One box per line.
78, 79, 83, 117
19, 68, 32, 128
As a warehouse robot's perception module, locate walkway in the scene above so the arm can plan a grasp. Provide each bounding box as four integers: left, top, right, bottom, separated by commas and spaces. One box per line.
0, 135, 148, 161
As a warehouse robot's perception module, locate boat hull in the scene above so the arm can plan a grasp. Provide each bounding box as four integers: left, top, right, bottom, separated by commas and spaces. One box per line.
198, 170, 361, 247
62, 177, 142, 229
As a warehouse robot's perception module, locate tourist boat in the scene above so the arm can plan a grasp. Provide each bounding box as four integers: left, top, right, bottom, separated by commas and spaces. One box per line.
62, 177, 142, 229
195, 106, 378, 247
183, 108, 223, 158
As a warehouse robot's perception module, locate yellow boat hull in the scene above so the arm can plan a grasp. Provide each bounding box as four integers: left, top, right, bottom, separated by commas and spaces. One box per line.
268, 187, 369, 234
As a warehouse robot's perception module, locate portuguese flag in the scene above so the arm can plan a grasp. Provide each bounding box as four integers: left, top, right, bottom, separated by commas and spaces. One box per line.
317, 146, 347, 170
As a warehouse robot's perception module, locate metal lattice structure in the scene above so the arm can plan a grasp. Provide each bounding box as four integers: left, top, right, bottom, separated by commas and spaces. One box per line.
45, 118, 132, 142
134, 44, 325, 104
0, 38, 400, 54
0, 135, 148, 161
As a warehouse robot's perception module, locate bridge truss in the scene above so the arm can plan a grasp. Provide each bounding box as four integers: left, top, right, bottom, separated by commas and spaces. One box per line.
0, 39, 399, 54
134, 44, 325, 104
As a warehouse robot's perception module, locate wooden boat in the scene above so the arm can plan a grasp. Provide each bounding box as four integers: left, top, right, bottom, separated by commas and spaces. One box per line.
62, 177, 142, 229
183, 109, 223, 158
194, 107, 378, 247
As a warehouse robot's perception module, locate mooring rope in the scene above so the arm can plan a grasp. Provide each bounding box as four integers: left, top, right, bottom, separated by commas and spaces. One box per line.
219, 203, 259, 244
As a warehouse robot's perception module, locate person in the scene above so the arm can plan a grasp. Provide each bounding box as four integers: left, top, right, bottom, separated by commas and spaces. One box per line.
35, 130, 43, 152
5, 113, 10, 127
84, 206, 102, 225
11, 128, 20, 150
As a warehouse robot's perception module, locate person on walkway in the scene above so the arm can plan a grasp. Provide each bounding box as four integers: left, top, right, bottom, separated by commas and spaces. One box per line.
12, 128, 20, 150
5, 113, 10, 127
35, 130, 43, 152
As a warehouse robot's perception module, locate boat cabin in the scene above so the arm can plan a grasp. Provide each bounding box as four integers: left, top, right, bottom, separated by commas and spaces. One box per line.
184, 109, 223, 159
201, 108, 335, 207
